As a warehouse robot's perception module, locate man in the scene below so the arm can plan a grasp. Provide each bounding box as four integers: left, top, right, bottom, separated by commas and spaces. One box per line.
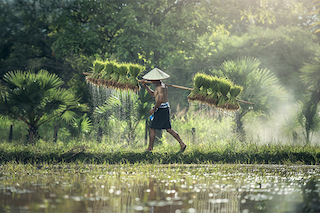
141, 68, 187, 152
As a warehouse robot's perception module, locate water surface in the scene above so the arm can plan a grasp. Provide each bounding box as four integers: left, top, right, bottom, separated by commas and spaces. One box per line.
1, 164, 319, 213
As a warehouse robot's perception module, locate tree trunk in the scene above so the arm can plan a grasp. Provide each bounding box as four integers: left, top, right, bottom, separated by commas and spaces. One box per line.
27, 125, 39, 143
97, 127, 103, 143
235, 111, 246, 141
53, 125, 58, 143
9, 125, 13, 142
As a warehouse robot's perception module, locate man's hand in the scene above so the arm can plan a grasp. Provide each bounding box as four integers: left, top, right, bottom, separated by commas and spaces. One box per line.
140, 79, 146, 87
150, 108, 155, 115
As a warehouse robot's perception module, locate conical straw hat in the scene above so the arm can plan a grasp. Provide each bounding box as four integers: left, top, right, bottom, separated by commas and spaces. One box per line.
142, 68, 170, 80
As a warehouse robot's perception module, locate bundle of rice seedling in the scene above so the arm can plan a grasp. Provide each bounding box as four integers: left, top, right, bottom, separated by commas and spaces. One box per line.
217, 78, 232, 108
188, 73, 243, 111
86, 60, 145, 92
229, 85, 243, 97
206, 76, 220, 105
188, 73, 207, 102
127, 64, 144, 88
110, 64, 119, 82
100, 61, 117, 81
117, 65, 129, 84
90, 60, 105, 79
201, 75, 212, 96
129, 64, 144, 78
228, 85, 243, 106
220, 78, 232, 96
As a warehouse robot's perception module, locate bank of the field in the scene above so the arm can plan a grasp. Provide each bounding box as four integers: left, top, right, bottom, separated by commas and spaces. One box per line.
1, 141, 320, 164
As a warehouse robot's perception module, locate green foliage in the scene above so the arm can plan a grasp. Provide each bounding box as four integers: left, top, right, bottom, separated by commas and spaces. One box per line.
214, 57, 285, 115
298, 98, 320, 144
300, 56, 320, 92
298, 56, 320, 144
67, 113, 93, 139
211, 57, 286, 139
194, 26, 320, 100
0, 70, 86, 143
94, 90, 142, 144
2, 135, 320, 164
50, 0, 123, 58
1, 0, 319, 144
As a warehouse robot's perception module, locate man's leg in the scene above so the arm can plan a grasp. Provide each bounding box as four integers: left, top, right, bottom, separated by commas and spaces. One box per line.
166, 129, 186, 151
146, 128, 156, 151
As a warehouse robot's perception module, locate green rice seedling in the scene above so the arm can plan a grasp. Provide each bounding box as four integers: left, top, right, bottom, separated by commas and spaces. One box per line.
128, 76, 138, 86
129, 64, 144, 78
219, 78, 232, 96
100, 61, 117, 80
90, 60, 105, 78
206, 76, 220, 105
188, 73, 206, 99
193, 73, 210, 97
110, 72, 119, 82
110, 64, 119, 82
105, 61, 117, 74
201, 75, 212, 96
229, 85, 243, 97
217, 78, 232, 108
117, 65, 129, 77
117, 65, 129, 85
229, 85, 243, 105
210, 76, 220, 94
118, 75, 128, 84
194, 73, 206, 89
100, 71, 110, 80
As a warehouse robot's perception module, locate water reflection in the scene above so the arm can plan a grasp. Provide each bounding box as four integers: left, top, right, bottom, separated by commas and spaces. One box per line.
0, 164, 319, 213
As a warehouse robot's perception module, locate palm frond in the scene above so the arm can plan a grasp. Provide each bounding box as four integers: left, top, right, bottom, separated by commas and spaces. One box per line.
212, 57, 286, 115
300, 56, 320, 90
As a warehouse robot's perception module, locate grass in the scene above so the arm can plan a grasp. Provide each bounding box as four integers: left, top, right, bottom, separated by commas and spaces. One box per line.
1, 105, 320, 165
1, 139, 320, 165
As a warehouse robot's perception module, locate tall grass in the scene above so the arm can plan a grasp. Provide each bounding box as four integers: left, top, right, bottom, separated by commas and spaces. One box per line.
1, 106, 320, 164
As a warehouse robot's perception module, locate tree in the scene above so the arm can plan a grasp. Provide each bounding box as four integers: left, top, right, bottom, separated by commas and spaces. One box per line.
50, 0, 124, 58
298, 56, 320, 144
0, 70, 86, 143
0, 0, 57, 76
189, 26, 320, 100
94, 88, 152, 144
211, 57, 286, 139
107, 0, 211, 66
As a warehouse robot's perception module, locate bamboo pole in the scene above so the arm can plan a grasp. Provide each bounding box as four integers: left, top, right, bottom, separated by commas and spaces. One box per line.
84, 73, 255, 105
138, 79, 193, 91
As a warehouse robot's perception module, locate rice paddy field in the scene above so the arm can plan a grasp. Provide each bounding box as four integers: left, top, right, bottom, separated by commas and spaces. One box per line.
1, 163, 320, 213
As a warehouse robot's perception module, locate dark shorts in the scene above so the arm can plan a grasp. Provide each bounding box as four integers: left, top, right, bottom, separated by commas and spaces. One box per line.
150, 108, 172, 130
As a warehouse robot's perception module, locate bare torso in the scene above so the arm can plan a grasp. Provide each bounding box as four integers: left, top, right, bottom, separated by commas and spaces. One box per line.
154, 82, 168, 103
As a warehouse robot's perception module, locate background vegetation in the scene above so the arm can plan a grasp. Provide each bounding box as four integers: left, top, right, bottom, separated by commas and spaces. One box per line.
1, 0, 320, 160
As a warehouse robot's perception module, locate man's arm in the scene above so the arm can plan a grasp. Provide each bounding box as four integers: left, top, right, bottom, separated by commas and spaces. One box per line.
141, 80, 154, 96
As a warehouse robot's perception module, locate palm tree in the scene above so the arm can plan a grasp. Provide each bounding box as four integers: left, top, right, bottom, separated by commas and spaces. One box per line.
0, 70, 86, 143
211, 57, 286, 139
95, 88, 152, 144
299, 56, 320, 144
